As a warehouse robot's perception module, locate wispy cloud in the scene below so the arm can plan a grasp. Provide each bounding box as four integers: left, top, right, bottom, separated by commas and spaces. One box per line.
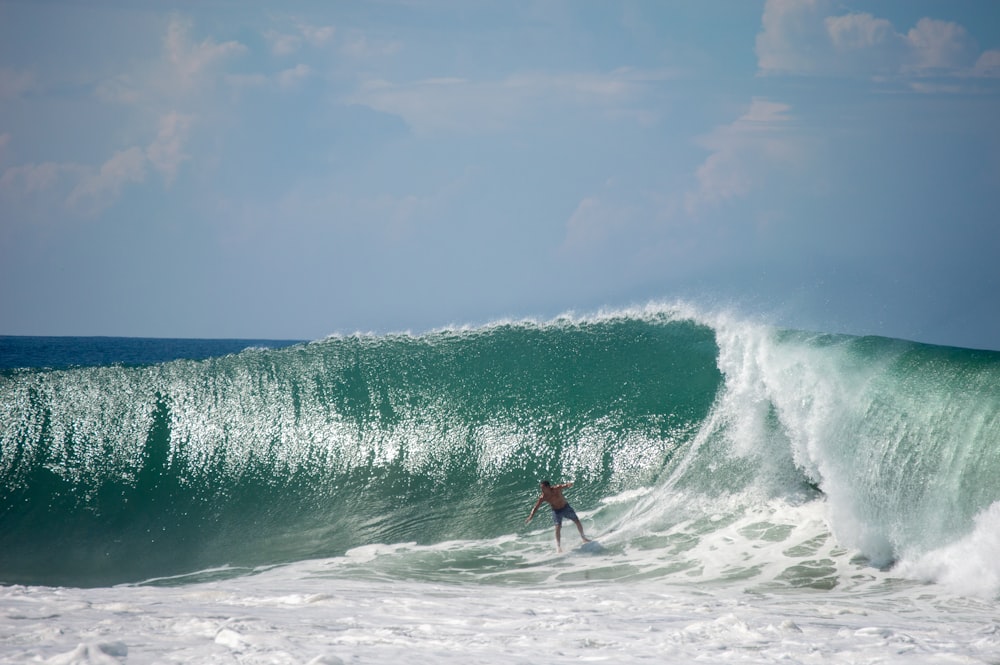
146, 112, 193, 184
66, 147, 147, 216
686, 99, 798, 214
277, 63, 312, 89
348, 68, 671, 134
265, 22, 335, 56
561, 194, 640, 256
2, 111, 193, 215
975, 50, 1000, 77
95, 74, 143, 105
96, 16, 247, 109
339, 30, 402, 59
1, 161, 84, 198
226, 64, 313, 91
12, 16, 252, 215
165, 16, 246, 89
4, 15, 328, 219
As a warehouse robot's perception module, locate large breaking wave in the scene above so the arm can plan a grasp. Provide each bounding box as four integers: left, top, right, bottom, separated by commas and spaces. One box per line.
2, 305, 998, 593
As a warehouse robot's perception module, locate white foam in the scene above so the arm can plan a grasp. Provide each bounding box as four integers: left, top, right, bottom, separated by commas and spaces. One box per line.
600, 487, 652, 505
895, 500, 1000, 598
2, 557, 997, 664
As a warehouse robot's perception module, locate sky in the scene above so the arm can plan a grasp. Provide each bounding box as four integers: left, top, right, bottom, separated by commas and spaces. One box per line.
1, 1, 999, 349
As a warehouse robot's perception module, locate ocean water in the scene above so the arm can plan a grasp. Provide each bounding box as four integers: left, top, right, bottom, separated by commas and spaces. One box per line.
2, 304, 999, 664
0, 336, 303, 372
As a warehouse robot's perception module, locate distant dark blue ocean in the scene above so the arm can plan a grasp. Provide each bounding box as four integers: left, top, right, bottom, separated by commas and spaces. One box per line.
0, 336, 304, 372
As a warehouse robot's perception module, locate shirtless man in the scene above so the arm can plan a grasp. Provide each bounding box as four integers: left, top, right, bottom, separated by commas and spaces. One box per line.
525, 480, 591, 552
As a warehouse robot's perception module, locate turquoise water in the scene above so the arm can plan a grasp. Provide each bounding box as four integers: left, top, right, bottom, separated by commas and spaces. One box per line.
2, 306, 999, 593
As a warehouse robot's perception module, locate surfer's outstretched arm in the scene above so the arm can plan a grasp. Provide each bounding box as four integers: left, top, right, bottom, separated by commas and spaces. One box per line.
525, 496, 544, 524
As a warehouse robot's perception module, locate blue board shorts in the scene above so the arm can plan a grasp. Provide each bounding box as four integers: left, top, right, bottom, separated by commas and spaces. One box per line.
551, 503, 578, 525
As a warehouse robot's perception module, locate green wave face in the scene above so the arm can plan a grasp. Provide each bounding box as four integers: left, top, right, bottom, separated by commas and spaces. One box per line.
0, 314, 720, 586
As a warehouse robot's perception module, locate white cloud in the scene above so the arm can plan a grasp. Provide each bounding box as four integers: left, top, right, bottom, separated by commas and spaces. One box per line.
686, 99, 798, 214
903, 18, 977, 73
756, 0, 829, 74
822, 12, 904, 76
757, 0, 988, 80
825, 12, 895, 51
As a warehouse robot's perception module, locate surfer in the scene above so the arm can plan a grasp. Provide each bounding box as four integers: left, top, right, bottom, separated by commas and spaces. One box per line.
525, 480, 591, 552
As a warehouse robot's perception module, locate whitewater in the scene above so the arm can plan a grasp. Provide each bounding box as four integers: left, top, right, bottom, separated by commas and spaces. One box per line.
2, 304, 999, 664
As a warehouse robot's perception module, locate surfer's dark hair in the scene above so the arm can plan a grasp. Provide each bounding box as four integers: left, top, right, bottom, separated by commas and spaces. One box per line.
540, 480, 551, 487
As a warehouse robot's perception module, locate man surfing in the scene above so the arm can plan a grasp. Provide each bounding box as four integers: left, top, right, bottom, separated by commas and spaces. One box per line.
525, 480, 591, 552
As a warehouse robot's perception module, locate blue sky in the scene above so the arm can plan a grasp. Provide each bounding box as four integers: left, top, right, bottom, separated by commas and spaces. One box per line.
2, 1, 999, 349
